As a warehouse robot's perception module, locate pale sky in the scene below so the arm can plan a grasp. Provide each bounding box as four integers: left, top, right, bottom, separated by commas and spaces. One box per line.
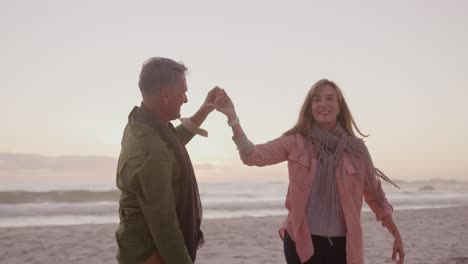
1, 0, 467, 184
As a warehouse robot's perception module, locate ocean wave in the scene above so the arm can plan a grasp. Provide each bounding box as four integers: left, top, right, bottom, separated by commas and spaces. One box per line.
0, 190, 119, 204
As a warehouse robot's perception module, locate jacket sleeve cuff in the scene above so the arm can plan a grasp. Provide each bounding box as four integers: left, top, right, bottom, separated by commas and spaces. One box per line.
232, 133, 254, 156
179, 117, 208, 137
375, 204, 393, 221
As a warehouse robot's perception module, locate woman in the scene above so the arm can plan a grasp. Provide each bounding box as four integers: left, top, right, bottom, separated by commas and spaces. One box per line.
215, 79, 405, 264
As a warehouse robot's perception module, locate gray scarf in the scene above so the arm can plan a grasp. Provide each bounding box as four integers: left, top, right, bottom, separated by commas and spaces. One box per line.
309, 125, 397, 222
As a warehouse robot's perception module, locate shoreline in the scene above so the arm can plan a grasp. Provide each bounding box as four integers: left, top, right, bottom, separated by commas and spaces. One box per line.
1, 203, 466, 228
1, 206, 467, 263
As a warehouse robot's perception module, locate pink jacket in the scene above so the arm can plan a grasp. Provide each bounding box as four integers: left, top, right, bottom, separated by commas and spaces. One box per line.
239, 133, 393, 264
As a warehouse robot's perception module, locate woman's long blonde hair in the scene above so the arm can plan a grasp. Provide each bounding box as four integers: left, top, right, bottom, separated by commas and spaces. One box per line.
283, 79, 367, 137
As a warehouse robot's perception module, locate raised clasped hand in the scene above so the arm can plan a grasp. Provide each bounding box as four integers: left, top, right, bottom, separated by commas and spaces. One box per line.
202, 86, 223, 113
214, 89, 236, 119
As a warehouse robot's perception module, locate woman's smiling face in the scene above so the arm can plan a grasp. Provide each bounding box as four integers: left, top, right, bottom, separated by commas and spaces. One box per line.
311, 85, 340, 131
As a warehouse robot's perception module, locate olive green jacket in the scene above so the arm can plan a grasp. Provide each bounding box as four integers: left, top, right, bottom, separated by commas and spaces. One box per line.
115, 110, 198, 264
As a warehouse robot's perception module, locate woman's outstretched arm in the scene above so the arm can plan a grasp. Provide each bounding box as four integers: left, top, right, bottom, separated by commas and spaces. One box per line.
214, 89, 294, 167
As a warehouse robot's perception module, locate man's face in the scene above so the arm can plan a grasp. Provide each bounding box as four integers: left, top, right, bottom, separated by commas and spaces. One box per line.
165, 74, 188, 120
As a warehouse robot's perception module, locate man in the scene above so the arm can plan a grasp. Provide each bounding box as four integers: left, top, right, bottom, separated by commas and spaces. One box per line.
115, 57, 219, 264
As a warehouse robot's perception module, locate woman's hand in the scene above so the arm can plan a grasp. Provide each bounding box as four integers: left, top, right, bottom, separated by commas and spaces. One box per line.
381, 215, 405, 264
392, 236, 405, 264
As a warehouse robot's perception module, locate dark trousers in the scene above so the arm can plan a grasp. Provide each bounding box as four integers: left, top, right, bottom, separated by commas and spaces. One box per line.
283, 232, 347, 264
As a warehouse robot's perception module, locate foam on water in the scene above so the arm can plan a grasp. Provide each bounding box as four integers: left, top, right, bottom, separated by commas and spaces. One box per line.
0, 180, 467, 227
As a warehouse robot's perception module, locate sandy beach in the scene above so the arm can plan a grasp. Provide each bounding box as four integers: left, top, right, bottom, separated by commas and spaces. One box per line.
1, 206, 467, 264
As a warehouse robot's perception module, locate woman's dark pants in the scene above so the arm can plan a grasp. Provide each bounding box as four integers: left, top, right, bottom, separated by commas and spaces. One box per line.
283, 232, 347, 264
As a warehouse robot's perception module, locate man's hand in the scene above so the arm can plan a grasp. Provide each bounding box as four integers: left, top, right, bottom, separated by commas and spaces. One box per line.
214, 89, 237, 122
200, 86, 222, 113
188, 86, 223, 128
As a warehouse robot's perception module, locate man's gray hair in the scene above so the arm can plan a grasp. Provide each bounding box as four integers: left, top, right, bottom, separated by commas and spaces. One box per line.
138, 57, 188, 95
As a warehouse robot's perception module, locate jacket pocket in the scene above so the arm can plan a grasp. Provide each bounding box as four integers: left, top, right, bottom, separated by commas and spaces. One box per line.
288, 148, 310, 167
115, 215, 154, 257
117, 160, 136, 192
120, 207, 140, 219
344, 157, 364, 194
288, 149, 310, 189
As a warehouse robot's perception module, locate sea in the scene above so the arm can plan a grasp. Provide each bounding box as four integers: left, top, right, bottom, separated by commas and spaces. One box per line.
1, 179, 467, 228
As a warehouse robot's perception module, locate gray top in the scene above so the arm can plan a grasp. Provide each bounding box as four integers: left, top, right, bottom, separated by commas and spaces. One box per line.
307, 173, 347, 237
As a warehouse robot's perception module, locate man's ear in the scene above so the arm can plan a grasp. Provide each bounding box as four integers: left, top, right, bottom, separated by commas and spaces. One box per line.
160, 88, 170, 104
